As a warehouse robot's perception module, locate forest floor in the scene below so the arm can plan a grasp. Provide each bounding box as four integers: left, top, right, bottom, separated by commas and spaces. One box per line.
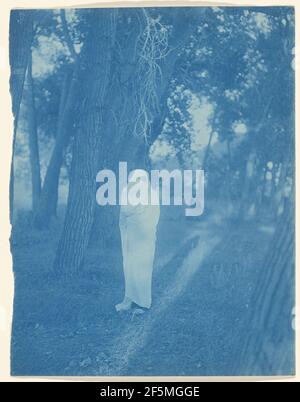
11, 207, 277, 376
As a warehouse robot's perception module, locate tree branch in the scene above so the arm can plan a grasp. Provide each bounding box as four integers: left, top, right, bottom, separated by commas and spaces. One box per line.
60, 10, 78, 62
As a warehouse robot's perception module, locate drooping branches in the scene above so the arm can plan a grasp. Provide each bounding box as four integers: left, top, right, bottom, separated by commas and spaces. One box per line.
133, 9, 171, 142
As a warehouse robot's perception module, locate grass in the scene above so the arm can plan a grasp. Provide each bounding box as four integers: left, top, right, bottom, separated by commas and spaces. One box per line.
10, 207, 293, 376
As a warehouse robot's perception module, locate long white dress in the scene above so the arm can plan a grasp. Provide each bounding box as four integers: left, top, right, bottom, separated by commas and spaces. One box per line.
119, 199, 160, 309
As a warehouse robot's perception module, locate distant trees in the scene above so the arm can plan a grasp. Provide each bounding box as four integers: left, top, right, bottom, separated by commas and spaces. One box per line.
33, 65, 76, 228
10, 7, 295, 276
10, 10, 78, 224
160, 7, 294, 222
34, 10, 79, 228
9, 7, 295, 373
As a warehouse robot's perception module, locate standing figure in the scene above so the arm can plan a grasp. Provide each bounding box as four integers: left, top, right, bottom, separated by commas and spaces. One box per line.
116, 179, 160, 312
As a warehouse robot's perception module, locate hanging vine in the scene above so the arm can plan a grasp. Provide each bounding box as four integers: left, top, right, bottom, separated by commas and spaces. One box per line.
133, 9, 171, 142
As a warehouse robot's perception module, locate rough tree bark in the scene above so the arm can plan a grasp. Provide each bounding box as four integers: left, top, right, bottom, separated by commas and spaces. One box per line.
236, 197, 295, 375
89, 114, 122, 249
54, 9, 117, 275
89, 9, 142, 248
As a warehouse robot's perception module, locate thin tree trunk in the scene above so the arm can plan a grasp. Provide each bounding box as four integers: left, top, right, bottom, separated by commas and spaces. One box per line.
226, 138, 233, 216
255, 168, 267, 218
60, 10, 78, 63
34, 70, 74, 228
27, 52, 41, 211
238, 151, 257, 220
274, 158, 289, 217
9, 10, 34, 222
54, 10, 117, 275
34, 12, 78, 228
202, 130, 214, 170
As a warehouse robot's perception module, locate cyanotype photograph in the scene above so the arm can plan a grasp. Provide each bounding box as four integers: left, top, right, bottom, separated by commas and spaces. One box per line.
9, 6, 295, 376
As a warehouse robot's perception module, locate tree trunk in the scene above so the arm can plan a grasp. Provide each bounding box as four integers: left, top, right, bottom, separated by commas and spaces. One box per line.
33, 10, 79, 227
27, 52, 41, 212
225, 138, 234, 217
89, 9, 143, 249
90, 8, 205, 250
236, 197, 295, 374
9, 10, 34, 222
55, 11, 205, 272
202, 130, 214, 170
54, 9, 117, 275
90, 117, 122, 249
274, 158, 290, 218
238, 151, 257, 220
34, 69, 74, 228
